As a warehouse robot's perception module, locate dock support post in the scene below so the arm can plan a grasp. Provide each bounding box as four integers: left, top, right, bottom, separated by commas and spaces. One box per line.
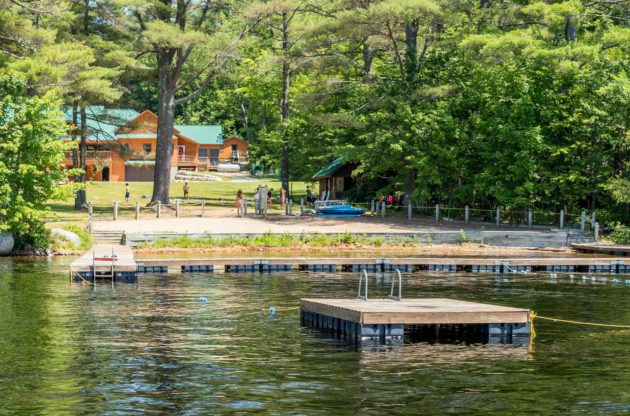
381, 202, 386, 218
300, 198, 304, 215
528, 209, 533, 228
594, 222, 599, 242
407, 202, 412, 220
113, 200, 118, 221
157, 201, 161, 218
135, 201, 140, 220
496, 207, 501, 227
435, 204, 440, 223
580, 210, 586, 232
371, 200, 375, 215
559, 209, 564, 229
201, 201, 205, 217
465, 205, 469, 224
176, 200, 180, 217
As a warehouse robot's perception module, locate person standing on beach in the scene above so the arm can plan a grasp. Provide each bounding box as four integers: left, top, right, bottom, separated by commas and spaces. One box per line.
124, 183, 130, 203
268, 188, 274, 206
254, 186, 261, 215
183, 182, 190, 200
236, 189, 243, 217
280, 186, 286, 209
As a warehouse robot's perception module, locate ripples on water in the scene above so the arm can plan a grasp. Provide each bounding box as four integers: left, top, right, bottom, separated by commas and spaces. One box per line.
0, 258, 629, 415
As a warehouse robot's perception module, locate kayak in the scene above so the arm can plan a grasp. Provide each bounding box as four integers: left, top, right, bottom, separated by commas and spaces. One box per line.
317, 205, 365, 216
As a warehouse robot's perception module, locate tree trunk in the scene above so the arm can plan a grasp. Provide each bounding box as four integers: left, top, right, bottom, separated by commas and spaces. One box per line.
71, 102, 79, 188
280, 12, 291, 197
404, 20, 419, 82
564, 15, 577, 42
404, 168, 418, 205
75, 106, 88, 209
150, 52, 176, 206
362, 38, 373, 79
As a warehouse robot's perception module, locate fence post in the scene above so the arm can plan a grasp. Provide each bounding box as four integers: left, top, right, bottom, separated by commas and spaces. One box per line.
371, 200, 375, 215
201, 201, 205, 217
496, 207, 501, 227
528, 209, 533, 228
176, 200, 180, 217
113, 200, 118, 221
243, 199, 248, 216
381, 202, 386, 218
87, 202, 93, 234
407, 202, 412, 220
157, 200, 161, 218
300, 198, 304, 215
435, 204, 440, 223
591, 211, 596, 228
580, 210, 586, 232
594, 222, 599, 242
288, 199, 293, 215
559, 209, 564, 229
135, 201, 140, 220
464, 205, 469, 224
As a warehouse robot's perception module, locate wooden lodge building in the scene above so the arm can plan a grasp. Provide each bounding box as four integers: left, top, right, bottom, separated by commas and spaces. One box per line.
312, 157, 358, 200
63, 107, 248, 182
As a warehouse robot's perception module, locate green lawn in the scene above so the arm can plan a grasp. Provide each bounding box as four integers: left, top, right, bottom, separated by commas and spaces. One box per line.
46, 179, 313, 223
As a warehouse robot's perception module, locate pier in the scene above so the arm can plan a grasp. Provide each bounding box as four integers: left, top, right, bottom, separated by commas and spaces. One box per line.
69, 245, 137, 281
300, 298, 530, 344
69, 246, 629, 281
137, 256, 629, 274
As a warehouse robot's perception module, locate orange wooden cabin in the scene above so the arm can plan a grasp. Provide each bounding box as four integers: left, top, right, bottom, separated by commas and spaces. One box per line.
63, 107, 249, 182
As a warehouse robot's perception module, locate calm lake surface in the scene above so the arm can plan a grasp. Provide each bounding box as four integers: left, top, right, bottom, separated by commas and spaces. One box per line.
1, 258, 629, 415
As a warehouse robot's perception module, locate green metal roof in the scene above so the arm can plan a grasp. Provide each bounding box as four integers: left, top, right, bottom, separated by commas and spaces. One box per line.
125, 160, 156, 165
312, 157, 346, 179
175, 125, 223, 145
64, 106, 139, 141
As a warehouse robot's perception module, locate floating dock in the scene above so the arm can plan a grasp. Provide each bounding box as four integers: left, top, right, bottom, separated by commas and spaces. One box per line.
137, 256, 629, 274
69, 246, 628, 282
572, 243, 630, 257
69, 245, 137, 281
300, 298, 531, 344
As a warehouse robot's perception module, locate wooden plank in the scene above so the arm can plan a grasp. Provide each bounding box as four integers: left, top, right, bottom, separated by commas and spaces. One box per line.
301, 298, 529, 325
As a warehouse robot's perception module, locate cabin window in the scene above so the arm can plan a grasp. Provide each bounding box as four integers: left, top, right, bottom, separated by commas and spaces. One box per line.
143, 143, 152, 153
231, 144, 238, 151
198, 149, 208, 157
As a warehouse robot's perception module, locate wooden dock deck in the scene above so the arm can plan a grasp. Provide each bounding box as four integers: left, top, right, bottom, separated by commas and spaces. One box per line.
300, 298, 529, 325
300, 298, 531, 343
70, 245, 137, 280
572, 243, 630, 256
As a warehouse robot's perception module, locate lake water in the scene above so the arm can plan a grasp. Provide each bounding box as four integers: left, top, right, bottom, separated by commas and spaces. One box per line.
1, 258, 629, 415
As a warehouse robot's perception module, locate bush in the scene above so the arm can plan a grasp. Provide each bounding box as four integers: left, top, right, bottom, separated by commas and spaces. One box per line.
608, 223, 630, 245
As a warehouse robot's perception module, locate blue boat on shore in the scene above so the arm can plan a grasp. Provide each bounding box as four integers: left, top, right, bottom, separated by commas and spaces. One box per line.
316, 202, 365, 217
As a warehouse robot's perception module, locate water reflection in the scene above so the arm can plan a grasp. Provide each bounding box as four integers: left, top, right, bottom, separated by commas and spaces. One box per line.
0, 258, 629, 414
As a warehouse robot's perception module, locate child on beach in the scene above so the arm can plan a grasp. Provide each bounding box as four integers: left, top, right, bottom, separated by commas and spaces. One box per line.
236, 189, 243, 217
183, 182, 190, 200
125, 183, 130, 202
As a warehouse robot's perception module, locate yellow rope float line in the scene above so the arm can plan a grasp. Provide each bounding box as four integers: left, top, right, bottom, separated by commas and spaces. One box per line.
530, 310, 630, 329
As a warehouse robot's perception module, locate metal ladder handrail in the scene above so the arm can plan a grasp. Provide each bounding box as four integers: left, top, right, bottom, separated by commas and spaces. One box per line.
388, 268, 402, 301
356, 269, 368, 301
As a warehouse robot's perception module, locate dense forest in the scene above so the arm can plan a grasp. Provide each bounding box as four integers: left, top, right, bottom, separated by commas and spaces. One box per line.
0, 0, 628, 225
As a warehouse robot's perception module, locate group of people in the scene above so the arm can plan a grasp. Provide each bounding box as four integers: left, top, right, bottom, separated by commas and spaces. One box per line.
235, 185, 287, 217
377, 193, 405, 206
